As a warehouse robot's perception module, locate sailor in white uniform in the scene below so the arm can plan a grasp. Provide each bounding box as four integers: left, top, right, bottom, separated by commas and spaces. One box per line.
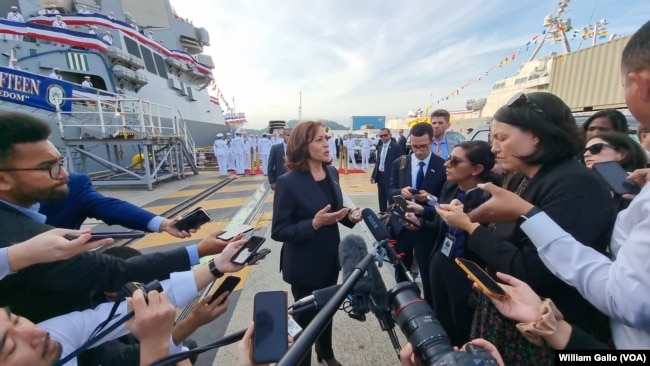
103, 31, 113, 45
232, 131, 245, 175
360, 132, 372, 169
213, 133, 228, 176
328, 135, 337, 166
48, 67, 62, 80
52, 15, 67, 29
251, 135, 260, 171
7, 6, 24, 41
225, 132, 235, 171
344, 134, 358, 169
257, 133, 272, 175
242, 131, 253, 172
46, 5, 60, 15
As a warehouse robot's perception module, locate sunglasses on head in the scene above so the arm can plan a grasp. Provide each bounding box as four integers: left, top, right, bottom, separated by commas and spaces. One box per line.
584, 143, 616, 155
506, 92, 544, 114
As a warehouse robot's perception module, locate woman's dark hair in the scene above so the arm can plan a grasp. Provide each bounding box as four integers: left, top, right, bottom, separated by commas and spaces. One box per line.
455, 140, 499, 183
588, 132, 648, 171
286, 121, 330, 172
492, 92, 582, 166
582, 109, 629, 135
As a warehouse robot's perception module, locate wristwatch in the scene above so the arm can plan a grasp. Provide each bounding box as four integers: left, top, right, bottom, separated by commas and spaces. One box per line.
517, 206, 543, 226
208, 258, 224, 278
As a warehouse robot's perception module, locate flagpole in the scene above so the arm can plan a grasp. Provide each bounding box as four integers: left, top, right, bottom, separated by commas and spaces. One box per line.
298, 91, 302, 121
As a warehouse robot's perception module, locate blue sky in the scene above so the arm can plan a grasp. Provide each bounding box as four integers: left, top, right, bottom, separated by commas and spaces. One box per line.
170, 0, 649, 128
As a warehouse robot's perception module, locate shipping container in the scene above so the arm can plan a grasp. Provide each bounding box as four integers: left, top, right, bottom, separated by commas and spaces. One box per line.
351, 116, 385, 130
549, 36, 630, 112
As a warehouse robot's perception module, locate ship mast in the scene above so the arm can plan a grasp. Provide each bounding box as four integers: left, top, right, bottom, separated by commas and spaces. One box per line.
528, 0, 572, 61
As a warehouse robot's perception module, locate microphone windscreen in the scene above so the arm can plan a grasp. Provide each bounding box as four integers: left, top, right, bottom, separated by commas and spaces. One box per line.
339, 234, 372, 295
361, 208, 390, 242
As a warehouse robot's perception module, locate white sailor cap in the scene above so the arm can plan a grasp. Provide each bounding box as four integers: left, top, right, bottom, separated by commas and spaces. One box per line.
225, 132, 232, 135
216, 133, 223, 137
11, 6, 18, 9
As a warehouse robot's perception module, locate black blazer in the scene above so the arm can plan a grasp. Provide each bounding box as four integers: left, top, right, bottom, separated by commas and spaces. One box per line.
0, 203, 191, 323
271, 166, 354, 288
267, 143, 287, 184
371, 141, 402, 186
466, 158, 614, 338
388, 153, 447, 236
397, 135, 407, 154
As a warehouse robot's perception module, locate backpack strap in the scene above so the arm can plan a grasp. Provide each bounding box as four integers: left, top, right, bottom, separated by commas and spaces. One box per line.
398, 155, 409, 188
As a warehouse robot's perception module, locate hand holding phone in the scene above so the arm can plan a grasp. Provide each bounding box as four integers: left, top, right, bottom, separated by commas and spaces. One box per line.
174, 207, 212, 232
454, 258, 509, 300
208, 276, 241, 305
253, 291, 288, 364
392, 195, 409, 211
463, 187, 492, 213
593, 161, 641, 195
217, 224, 254, 241
230, 236, 267, 265
408, 188, 420, 195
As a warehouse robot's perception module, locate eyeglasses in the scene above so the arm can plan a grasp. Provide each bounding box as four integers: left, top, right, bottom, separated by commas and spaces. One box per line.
506, 92, 544, 114
445, 155, 469, 167
584, 143, 616, 155
411, 144, 430, 151
0, 157, 67, 179
379, 134, 388, 138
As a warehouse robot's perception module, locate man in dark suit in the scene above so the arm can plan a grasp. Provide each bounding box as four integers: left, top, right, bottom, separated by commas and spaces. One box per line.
389, 122, 446, 305
335, 135, 343, 158
371, 128, 402, 214
267, 128, 291, 190
40, 172, 188, 236
397, 129, 407, 154
0, 111, 234, 323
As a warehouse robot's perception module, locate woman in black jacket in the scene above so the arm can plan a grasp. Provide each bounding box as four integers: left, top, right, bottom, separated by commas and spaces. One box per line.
404, 140, 499, 347
434, 92, 615, 365
271, 121, 361, 366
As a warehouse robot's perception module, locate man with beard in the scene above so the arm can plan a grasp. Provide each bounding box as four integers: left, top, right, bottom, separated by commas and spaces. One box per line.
0, 240, 248, 366
0, 111, 237, 324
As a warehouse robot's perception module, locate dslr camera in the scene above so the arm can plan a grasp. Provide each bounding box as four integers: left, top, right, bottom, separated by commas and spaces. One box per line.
388, 282, 499, 365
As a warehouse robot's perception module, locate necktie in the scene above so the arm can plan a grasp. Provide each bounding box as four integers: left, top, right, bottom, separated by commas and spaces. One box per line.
416, 161, 425, 190
379, 144, 388, 171
435, 142, 442, 157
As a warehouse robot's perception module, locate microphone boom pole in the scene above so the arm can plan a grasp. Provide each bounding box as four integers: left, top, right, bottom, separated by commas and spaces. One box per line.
277, 251, 376, 366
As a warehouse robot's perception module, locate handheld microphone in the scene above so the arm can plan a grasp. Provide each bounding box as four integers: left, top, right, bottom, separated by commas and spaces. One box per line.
361, 208, 413, 282
289, 284, 342, 315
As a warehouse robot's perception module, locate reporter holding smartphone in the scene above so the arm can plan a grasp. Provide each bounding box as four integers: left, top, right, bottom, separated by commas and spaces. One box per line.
405, 141, 500, 346
271, 121, 361, 366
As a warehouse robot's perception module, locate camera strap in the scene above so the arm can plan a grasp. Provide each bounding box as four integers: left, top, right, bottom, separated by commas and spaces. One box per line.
56, 309, 134, 366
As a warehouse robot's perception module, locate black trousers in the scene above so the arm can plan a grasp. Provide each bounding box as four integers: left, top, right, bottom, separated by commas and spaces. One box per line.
376, 174, 389, 213
290, 269, 339, 366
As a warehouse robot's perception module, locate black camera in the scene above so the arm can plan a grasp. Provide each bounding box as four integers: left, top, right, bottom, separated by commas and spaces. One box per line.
121, 280, 163, 303
387, 282, 498, 365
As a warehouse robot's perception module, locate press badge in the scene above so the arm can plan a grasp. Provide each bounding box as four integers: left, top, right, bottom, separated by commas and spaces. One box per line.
441, 233, 455, 257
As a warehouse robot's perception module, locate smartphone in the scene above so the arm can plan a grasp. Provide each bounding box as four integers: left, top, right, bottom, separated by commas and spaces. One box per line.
454, 258, 509, 300
463, 187, 492, 213
216, 224, 254, 240
392, 195, 409, 211
207, 276, 241, 305
174, 207, 212, 231
408, 188, 420, 195
248, 248, 271, 264
394, 211, 421, 228
64, 231, 145, 241
230, 236, 267, 265
253, 291, 288, 364
592, 161, 641, 195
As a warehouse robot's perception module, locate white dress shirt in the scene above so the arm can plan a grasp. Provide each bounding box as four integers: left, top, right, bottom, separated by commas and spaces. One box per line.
39, 270, 198, 365
521, 184, 650, 349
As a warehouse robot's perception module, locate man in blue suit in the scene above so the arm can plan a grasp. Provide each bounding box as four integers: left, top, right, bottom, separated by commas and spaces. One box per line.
389, 122, 446, 305
267, 128, 291, 190
371, 128, 402, 214
39, 172, 188, 236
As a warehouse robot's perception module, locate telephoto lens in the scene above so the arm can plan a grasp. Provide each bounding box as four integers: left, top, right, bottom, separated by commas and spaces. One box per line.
388, 282, 453, 365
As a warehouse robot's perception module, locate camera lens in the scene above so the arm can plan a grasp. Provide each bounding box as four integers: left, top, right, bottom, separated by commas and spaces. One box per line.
388, 282, 453, 365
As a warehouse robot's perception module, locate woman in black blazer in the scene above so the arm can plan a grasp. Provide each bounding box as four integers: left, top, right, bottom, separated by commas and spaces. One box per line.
271, 121, 361, 366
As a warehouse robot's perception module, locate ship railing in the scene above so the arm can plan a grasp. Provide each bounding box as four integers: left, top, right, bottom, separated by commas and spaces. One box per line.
55, 89, 192, 142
